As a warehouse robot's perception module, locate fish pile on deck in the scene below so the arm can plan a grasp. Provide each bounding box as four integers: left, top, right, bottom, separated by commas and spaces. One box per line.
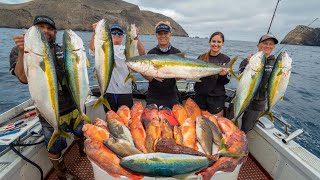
83, 98, 248, 180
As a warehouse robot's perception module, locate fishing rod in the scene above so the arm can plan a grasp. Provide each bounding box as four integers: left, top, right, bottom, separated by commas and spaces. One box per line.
267, 0, 281, 34
275, 17, 319, 54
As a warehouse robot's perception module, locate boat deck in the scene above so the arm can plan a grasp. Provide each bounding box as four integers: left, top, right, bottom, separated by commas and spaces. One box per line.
46, 143, 272, 180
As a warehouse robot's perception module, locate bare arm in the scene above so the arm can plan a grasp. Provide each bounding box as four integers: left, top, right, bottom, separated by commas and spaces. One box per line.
135, 36, 146, 55
89, 23, 97, 52
13, 35, 27, 83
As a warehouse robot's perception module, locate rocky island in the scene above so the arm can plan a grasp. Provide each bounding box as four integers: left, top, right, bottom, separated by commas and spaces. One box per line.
0, 0, 188, 36
281, 25, 320, 46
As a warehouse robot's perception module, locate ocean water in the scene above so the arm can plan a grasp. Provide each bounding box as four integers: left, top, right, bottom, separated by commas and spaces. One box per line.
0, 28, 319, 158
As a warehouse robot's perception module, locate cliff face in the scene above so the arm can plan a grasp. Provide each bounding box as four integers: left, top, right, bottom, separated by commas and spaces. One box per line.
0, 0, 188, 36
281, 25, 320, 46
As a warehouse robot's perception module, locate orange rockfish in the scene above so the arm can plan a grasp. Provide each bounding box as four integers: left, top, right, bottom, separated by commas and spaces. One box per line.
93, 118, 108, 130
181, 117, 197, 150
82, 124, 109, 143
145, 119, 161, 152
141, 104, 159, 126
172, 104, 188, 125
217, 117, 238, 137
184, 98, 201, 121
117, 105, 131, 127
159, 106, 179, 126
130, 102, 148, 153
85, 138, 143, 180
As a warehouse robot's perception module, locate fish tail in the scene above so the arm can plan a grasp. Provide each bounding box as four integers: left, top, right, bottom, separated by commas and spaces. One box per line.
60, 130, 70, 139
47, 131, 59, 151
93, 97, 111, 110
124, 73, 137, 84
259, 111, 274, 122
73, 114, 91, 129
227, 56, 240, 80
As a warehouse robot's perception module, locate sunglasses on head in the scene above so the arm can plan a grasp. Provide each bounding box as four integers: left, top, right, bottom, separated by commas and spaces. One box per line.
111, 31, 123, 36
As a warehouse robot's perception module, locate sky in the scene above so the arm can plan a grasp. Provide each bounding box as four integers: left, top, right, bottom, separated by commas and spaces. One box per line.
1, 0, 319, 42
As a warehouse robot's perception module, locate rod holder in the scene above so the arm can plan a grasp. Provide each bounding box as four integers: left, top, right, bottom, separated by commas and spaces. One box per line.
282, 129, 303, 144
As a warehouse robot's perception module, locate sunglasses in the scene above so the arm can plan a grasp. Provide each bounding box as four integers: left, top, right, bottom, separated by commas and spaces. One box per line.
111, 31, 123, 36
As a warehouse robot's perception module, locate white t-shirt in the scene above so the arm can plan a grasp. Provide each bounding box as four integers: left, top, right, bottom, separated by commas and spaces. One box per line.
90, 45, 132, 94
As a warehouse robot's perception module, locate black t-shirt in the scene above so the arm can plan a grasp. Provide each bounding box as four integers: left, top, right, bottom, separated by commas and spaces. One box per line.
9, 44, 76, 115
238, 55, 276, 110
194, 53, 230, 96
146, 46, 181, 101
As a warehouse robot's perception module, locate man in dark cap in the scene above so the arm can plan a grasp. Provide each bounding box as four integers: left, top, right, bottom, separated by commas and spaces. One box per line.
238, 33, 278, 133
10, 15, 83, 180
142, 21, 182, 109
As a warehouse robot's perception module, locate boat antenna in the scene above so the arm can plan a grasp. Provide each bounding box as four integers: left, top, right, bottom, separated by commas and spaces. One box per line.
267, 0, 281, 34
275, 17, 319, 54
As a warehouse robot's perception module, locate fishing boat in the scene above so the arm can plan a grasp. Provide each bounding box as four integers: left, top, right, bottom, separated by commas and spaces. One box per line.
0, 79, 319, 180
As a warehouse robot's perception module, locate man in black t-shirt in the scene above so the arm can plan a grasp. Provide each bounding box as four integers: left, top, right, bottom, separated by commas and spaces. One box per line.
238, 34, 278, 133
142, 21, 181, 109
10, 15, 82, 179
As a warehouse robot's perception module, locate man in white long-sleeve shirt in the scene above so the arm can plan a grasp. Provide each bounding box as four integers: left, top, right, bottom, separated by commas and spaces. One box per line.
89, 22, 145, 112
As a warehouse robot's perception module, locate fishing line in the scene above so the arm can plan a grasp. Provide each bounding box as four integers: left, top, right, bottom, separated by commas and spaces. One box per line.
275, 17, 319, 55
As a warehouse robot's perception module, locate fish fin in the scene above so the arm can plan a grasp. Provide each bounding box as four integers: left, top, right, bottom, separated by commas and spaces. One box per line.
60, 130, 70, 139
39, 60, 46, 72
86, 58, 90, 67
174, 52, 187, 58
47, 131, 59, 151
124, 73, 136, 84
173, 173, 192, 180
93, 68, 98, 79
93, 97, 111, 110
73, 114, 91, 129
218, 138, 247, 157
154, 78, 164, 82
114, 62, 117, 68
259, 111, 274, 122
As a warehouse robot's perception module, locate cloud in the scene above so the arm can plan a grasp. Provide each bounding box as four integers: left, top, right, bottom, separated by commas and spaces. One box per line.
123, 0, 320, 41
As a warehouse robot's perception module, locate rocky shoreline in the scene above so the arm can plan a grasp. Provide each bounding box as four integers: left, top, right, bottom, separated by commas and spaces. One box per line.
0, 0, 188, 37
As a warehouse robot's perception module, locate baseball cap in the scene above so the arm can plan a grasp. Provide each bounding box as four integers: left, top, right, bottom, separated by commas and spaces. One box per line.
155, 21, 172, 33
33, 15, 56, 29
259, 34, 278, 44
110, 23, 124, 33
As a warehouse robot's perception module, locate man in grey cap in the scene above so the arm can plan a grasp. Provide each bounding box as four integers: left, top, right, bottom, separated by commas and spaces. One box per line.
238, 33, 278, 133
10, 15, 83, 179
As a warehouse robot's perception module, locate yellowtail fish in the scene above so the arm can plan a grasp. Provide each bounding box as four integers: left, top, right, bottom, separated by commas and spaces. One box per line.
24, 26, 69, 150
120, 153, 212, 177
63, 29, 91, 128
260, 52, 292, 121
93, 19, 114, 110
233, 51, 266, 122
125, 54, 237, 80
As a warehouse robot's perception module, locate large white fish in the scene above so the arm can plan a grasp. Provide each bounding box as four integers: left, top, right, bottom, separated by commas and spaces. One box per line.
233, 51, 266, 122
93, 19, 115, 110
63, 29, 91, 128
24, 26, 69, 150
125, 54, 237, 80
260, 52, 292, 121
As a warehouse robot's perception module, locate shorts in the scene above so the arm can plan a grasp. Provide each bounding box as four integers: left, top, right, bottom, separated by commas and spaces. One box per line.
146, 98, 180, 109
39, 115, 84, 155
194, 94, 225, 114
103, 93, 133, 112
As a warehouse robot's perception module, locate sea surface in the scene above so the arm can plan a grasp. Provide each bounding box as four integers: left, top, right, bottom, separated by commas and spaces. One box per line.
0, 28, 319, 158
